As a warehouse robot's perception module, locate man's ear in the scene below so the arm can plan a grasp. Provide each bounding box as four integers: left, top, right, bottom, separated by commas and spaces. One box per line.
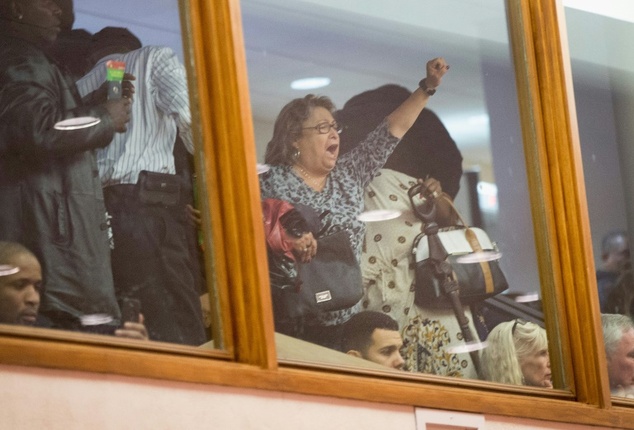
346, 350, 362, 358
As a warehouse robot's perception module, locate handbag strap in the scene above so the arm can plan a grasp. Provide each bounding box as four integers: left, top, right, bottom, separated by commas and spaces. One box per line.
465, 228, 495, 294
447, 196, 495, 295
436, 192, 468, 226
408, 183, 468, 226
407, 183, 438, 223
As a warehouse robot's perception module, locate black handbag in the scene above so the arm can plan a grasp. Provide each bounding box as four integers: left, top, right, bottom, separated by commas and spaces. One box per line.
408, 183, 508, 308
269, 227, 362, 333
137, 170, 181, 206
296, 230, 363, 313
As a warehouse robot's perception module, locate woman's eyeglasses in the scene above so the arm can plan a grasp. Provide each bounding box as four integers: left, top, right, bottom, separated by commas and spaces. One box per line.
302, 121, 342, 135
512, 318, 528, 336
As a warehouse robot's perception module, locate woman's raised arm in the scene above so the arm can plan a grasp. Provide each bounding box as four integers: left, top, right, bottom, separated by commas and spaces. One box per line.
386, 57, 450, 139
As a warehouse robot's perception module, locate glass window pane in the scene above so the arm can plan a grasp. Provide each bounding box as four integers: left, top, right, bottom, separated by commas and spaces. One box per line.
564, 3, 634, 399
0, 0, 222, 350
245, 0, 561, 389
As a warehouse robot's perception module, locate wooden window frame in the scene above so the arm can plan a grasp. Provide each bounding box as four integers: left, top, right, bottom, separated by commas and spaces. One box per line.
1, 0, 633, 427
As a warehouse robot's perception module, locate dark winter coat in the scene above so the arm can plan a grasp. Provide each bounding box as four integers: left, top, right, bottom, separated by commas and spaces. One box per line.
0, 33, 121, 325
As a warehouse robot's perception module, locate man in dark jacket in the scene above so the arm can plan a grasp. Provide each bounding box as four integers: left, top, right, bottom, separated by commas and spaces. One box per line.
0, 0, 131, 330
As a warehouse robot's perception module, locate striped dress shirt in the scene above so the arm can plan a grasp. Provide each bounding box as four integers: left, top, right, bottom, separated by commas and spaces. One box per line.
76, 45, 193, 186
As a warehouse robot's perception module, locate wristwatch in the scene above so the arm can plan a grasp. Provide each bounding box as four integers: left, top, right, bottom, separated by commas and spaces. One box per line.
418, 78, 436, 96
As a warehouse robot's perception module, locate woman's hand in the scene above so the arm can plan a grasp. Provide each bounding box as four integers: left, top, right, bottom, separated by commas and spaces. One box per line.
386, 57, 450, 139
424, 57, 450, 89
288, 231, 317, 263
85, 73, 136, 104
417, 176, 458, 226
417, 176, 443, 200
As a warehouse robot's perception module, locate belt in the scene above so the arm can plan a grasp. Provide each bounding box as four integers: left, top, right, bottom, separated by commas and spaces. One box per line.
103, 183, 137, 197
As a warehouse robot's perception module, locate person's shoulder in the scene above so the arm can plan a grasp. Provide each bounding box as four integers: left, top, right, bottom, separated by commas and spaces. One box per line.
0, 37, 54, 81
143, 45, 179, 61
259, 165, 293, 187
0, 34, 36, 53
0, 35, 46, 64
151, 45, 177, 55
111, 46, 168, 65
260, 164, 288, 180
141, 46, 183, 76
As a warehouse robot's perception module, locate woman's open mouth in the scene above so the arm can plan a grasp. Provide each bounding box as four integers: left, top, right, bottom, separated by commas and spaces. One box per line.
326, 143, 339, 155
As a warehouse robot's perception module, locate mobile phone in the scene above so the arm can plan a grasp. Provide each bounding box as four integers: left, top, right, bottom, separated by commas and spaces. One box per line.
121, 298, 141, 324
106, 60, 126, 100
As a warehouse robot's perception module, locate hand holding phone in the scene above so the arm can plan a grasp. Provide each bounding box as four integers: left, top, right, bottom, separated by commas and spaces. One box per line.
106, 60, 126, 100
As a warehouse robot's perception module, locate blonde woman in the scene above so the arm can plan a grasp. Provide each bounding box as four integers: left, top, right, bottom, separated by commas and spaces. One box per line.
480, 319, 552, 388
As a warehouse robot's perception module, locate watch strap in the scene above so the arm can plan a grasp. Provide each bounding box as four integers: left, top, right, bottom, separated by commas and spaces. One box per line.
418, 78, 436, 96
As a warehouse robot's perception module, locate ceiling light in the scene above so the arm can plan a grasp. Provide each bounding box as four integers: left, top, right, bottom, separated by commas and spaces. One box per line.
291, 77, 331, 90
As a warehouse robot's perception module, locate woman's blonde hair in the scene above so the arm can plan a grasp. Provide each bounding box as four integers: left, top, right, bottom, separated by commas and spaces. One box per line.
480, 320, 548, 385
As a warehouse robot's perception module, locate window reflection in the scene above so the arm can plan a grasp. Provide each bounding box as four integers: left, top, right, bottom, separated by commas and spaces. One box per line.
244, 0, 554, 387
564, 4, 634, 398
0, 0, 215, 347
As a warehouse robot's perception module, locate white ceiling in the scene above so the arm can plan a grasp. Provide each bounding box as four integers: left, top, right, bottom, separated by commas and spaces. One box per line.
73, 0, 634, 165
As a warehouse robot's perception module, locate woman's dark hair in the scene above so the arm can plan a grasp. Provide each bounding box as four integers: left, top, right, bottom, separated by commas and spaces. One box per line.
264, 94, 335, 166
